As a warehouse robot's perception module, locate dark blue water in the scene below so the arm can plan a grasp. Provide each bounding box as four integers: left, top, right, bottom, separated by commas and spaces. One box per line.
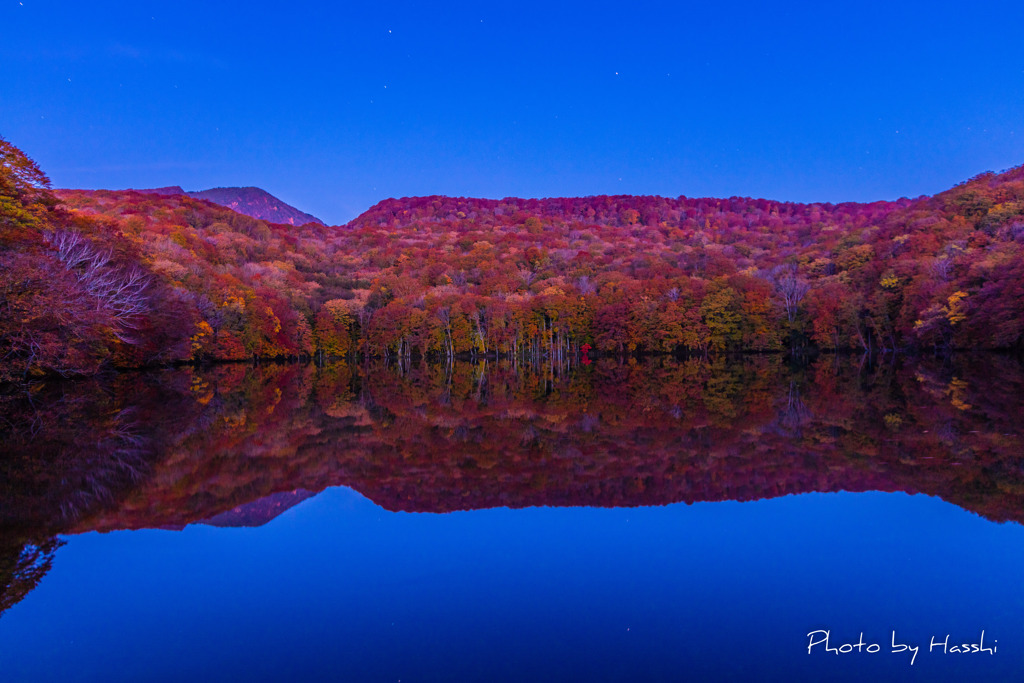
2, 487, 1021, 682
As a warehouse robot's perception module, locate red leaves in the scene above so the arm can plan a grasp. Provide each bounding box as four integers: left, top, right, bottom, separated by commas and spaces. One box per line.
4, 135, 1024, 379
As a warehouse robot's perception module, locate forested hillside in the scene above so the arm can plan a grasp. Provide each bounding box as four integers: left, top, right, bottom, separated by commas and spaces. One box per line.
2, 137, 1023, 380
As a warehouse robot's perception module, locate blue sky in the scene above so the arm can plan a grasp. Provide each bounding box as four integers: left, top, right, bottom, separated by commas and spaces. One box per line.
3, 1, 1023, 224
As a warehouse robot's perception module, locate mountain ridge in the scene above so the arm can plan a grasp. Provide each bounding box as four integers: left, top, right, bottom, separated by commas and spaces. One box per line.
128, 184, 325, 226
5, 132, 1024, 383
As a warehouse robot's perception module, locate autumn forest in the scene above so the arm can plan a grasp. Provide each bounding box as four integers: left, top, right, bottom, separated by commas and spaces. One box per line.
3, 136, 1024, 382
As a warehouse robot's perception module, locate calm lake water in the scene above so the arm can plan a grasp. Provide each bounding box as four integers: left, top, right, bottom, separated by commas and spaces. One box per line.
1, 356, 1023, 681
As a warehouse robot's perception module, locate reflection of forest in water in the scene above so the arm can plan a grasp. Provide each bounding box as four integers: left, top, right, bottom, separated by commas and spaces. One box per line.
2, 355, 1024, 615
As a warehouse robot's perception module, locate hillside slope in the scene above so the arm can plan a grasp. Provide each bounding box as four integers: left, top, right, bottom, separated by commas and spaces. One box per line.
129, 185, 324, 226
187, 186, 324, 226
2, 136, 1023, 380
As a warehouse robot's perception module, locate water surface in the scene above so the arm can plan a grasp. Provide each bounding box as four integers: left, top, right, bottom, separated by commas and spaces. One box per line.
1, 356, 1022, 681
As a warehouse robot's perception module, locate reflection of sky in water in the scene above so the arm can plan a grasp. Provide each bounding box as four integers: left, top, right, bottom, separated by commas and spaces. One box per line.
1, 488, 1022, 682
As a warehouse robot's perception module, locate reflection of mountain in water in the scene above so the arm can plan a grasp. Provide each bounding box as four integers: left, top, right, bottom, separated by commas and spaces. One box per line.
3, 356, 1023, 538
198, 490, 315, 528
3, 356, 1024, 615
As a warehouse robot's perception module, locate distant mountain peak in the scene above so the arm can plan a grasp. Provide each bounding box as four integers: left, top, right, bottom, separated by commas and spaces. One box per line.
188, 186, 325, 226
129, 185, 325, 226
